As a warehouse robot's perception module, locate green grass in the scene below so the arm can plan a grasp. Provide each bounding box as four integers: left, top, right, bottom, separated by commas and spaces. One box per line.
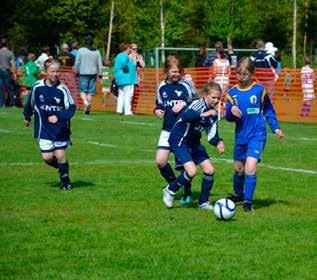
0, 108, 316, 279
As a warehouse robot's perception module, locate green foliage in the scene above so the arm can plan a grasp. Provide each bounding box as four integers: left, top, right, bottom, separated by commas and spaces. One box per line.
1, 0, 315, 64
0, 109, 316, 278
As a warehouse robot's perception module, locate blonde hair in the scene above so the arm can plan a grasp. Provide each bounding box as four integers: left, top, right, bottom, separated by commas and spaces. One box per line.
44, 58, 61, 71
236, 57, 255, 75
198, 81, 221, 98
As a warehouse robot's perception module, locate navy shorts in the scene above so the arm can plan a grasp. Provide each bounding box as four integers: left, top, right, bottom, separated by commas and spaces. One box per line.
234, 139, 266, 161
78, 76, 97, 95
172, 144, 210, 169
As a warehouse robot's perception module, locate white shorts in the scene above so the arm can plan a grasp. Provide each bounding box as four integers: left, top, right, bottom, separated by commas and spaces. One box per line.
157, 130, 170, 149
39, 139, 70, 153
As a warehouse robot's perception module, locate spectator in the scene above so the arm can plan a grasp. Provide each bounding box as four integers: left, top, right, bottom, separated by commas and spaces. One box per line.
74, 35, 103, 115
203, 41, 226, 67
300, 57, 315, 117
195, 47, 207, 67
101, 59, 114, 104
18, 53, 41, 106
70, 41, 79, 59
35, 45, 50, 72
264, 42, 279, 101
114, 43, 137, 115
212, 49, 231, 94
227, 45, 238, 68
57, 43, 74, 67
0, 38, 16, 108
252, 40, 268, 68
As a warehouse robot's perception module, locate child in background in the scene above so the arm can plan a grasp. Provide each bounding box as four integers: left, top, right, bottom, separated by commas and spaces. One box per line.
163, 81, 225, 210
300, 57, 315, 117
225, 57, 284, 212
23, 58, 76, 191
155, 57, 195, 206
101, 59, 114, 104
282, 69, 292, 102
18, 53, 41, 106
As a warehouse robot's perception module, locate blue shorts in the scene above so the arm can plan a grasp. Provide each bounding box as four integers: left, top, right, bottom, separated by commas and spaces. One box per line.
172, 144, 210, 169
234, 139, 265, 161
78, 76, 97, 95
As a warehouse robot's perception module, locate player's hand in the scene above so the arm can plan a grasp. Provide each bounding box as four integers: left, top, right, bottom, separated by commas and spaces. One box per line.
231, 105, 242, 118
172, 101, 186, 113
24, 120, 31, 127
217, 140, 225, 154
48, 115, 58, 123
155, 109, 165, 119
274, 128, 284, 139
201, 109, 217, 118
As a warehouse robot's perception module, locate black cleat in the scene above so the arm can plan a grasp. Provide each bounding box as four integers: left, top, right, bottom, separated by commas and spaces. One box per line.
243, 202, 254, 213
227, 194, 244, 203
85, 104, 91, 115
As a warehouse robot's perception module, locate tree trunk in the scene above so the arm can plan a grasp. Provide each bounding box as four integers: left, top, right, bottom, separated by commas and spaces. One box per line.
303, 0, 309, 58
292, 0, 297, 68
160, 0, 165, 63
106, 0, 115, 60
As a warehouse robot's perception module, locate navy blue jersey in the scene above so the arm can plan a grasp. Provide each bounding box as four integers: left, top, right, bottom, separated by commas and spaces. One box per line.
155, 78, 194, 132
254, 50, 269, 68
168, 99, 222, 148
225, 83, 279, 145
23, 79, 76, 141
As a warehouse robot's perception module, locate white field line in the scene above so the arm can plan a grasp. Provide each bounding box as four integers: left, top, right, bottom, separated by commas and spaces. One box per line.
1, 157, 316, 175
0, 128, 10, 133
87, 141, 117, 148
121, 121, 154, 126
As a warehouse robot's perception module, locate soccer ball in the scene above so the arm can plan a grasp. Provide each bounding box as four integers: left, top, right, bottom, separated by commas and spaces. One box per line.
213, 198, 236, 220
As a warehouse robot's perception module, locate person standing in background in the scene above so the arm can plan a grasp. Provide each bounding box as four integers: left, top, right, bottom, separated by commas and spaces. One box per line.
75, 35, 103, 115
35, 45, 50, 72
0, 38, 16, 108
300, 57, 315, 117
57, 43, 74, 67
114, 43, 137, 116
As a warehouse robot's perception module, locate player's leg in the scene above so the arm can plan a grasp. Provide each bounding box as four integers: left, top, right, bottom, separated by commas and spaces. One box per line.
55, 148, 72, 190
156, 130, 176, 183
39, 139, 58, 168
243, 140, 264, 212
228, 143, 246, 202
197, 159, 215, 210
163, 147, 195, 208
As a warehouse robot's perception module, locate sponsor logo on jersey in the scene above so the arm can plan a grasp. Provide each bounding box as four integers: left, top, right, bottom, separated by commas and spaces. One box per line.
175, 90, 183, 97
247, 108, 260, 114
40, 105, 63, 111
250, 95, 257, 104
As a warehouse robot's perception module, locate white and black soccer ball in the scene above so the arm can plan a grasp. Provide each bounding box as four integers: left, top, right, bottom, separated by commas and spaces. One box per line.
213, 198, 236, 220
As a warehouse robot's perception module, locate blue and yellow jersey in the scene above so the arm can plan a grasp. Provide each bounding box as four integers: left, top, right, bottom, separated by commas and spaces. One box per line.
225, 83, 279, 144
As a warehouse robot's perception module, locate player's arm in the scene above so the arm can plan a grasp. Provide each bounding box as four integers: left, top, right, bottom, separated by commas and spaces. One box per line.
262, 91, 284, 139
54, 87, 77, 121
23, 85, 35, 125
206, 121, 225, 153
154, 85, 165, 118
225, 94, 240, 121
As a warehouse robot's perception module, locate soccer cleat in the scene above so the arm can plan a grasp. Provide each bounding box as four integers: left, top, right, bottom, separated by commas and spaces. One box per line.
243, 202, 254, 212
198, 201, 214, 211
163, 186, 175, 208
179, 195, 192, 207
85, 104, 91, 115
227, 193, 244, 203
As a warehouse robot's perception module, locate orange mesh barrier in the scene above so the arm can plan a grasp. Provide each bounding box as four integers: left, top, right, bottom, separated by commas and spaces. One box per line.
59, 67, 316, 123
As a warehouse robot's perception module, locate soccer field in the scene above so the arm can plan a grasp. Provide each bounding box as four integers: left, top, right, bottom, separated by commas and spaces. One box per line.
0, 108, 316, 279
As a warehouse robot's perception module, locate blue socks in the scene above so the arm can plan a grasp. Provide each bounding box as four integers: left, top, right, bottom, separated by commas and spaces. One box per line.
168, 171, 193, 193
233, 172, 245, 198
244, 174, 256, 203
58, 161, 70, 184
159, 163, 176, 183
199, 173, 214, 205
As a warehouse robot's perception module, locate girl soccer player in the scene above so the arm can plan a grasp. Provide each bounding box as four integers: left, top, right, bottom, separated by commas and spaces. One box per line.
163, 82, 225, 210
225, 57, 284, 212
154, 57, 195, 205
23, 58, 76, 190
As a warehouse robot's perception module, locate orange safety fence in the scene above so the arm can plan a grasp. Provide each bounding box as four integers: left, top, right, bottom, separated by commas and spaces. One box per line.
59, 67, 317, 123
